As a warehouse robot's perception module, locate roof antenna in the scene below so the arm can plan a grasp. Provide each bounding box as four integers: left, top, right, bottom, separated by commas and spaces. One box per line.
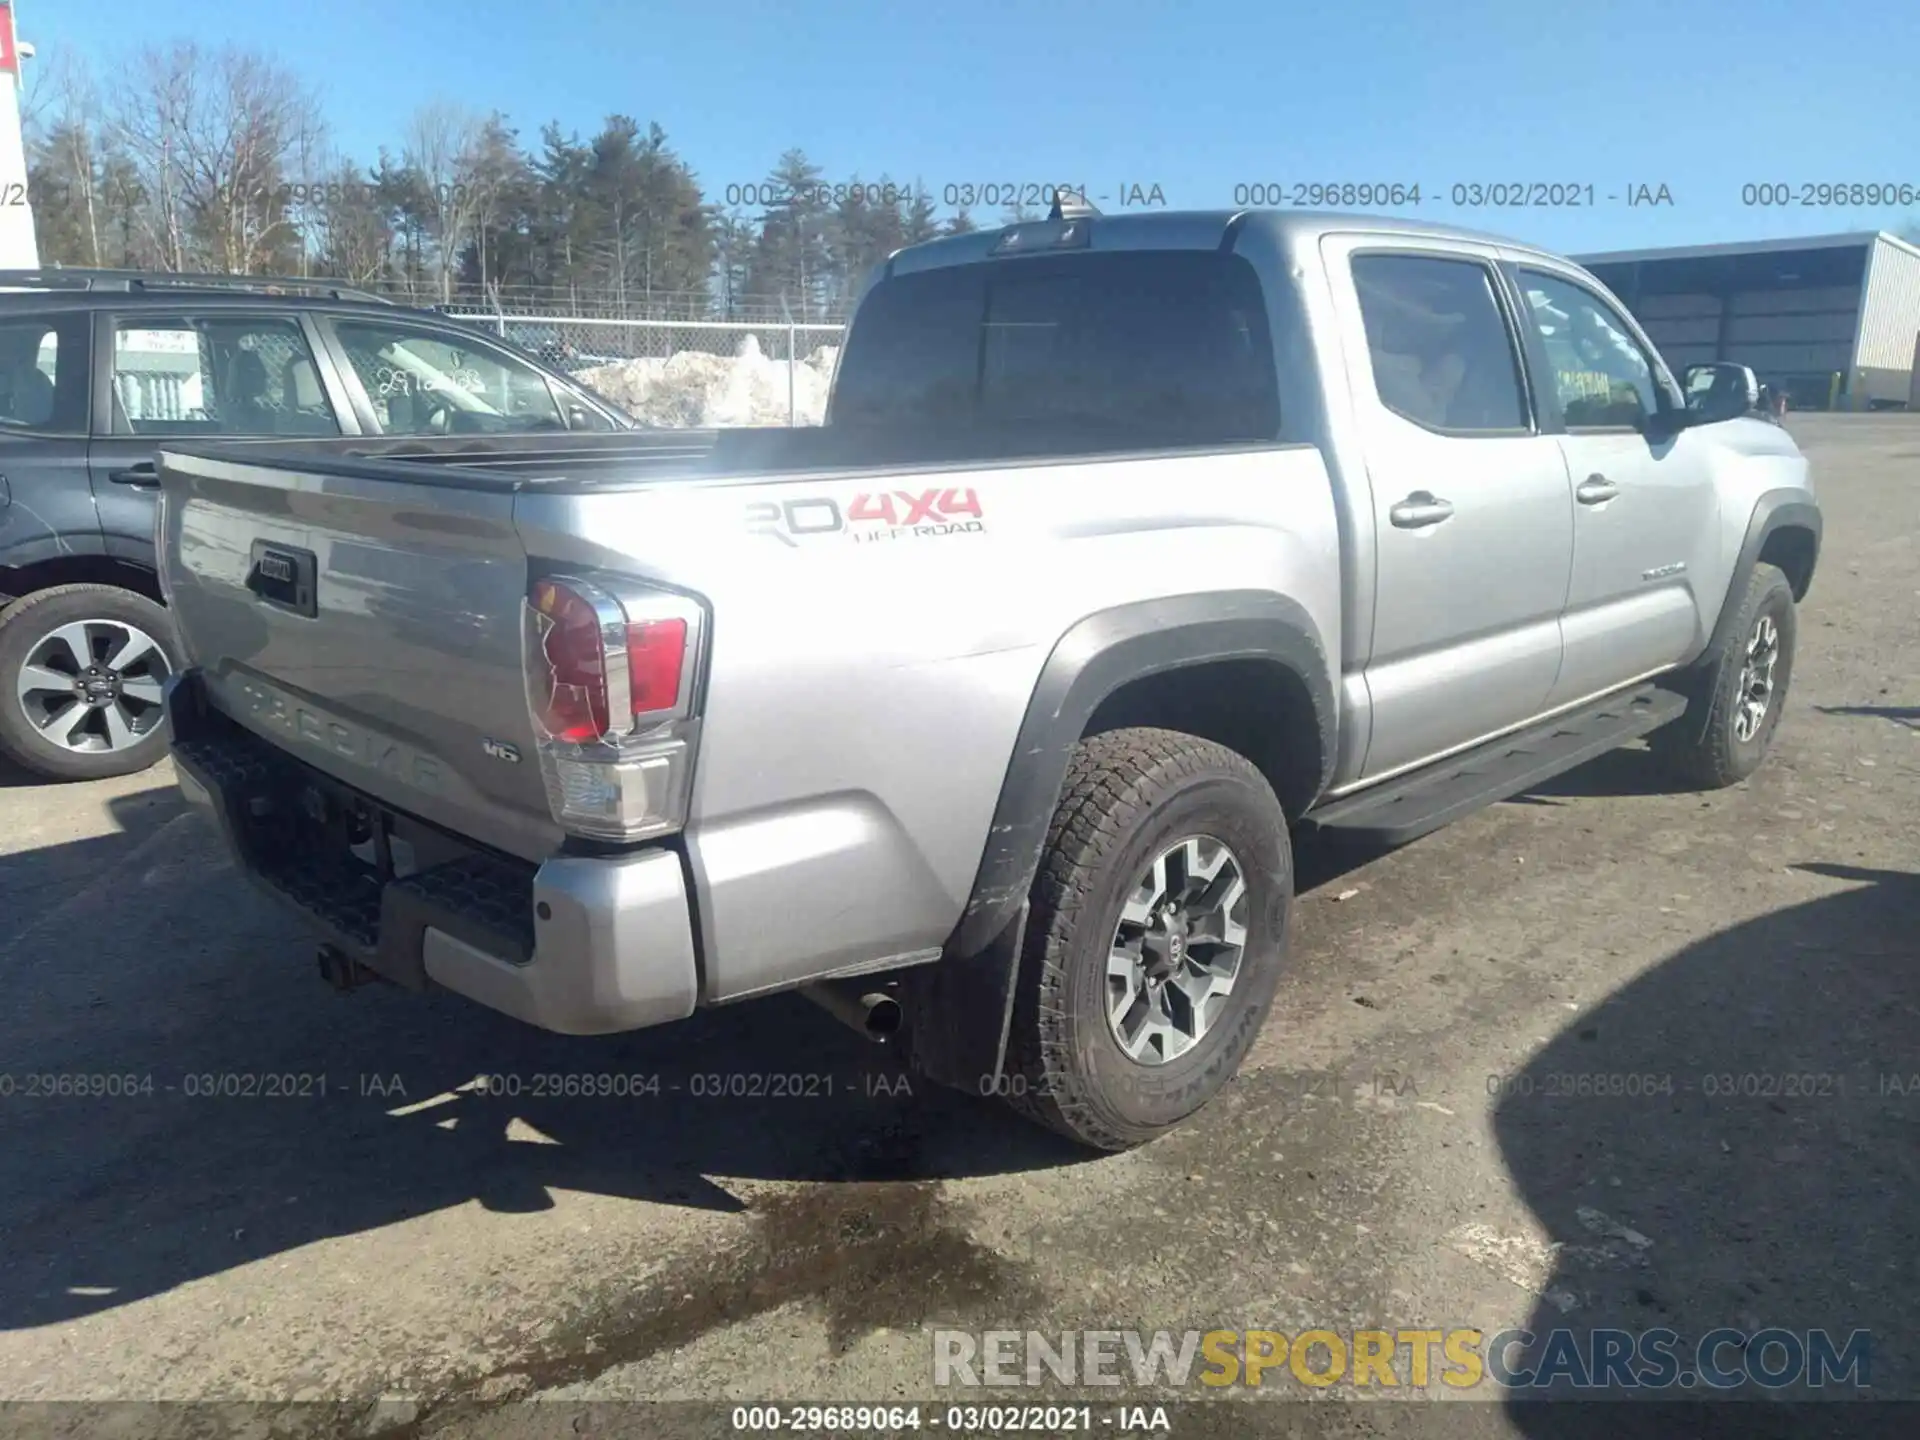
1048, 188, 1100, 221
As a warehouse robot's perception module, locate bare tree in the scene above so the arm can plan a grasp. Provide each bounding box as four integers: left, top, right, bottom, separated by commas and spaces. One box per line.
106, 42, 323, 273
28, 35, 964, 308
306, 156, 392, 283
403, 101, 489, 303
280, 105, 336, 276
22, 50, 108, 264
16, 38, 73, 141
458, 115, 531, 298
107, 45, 193, 268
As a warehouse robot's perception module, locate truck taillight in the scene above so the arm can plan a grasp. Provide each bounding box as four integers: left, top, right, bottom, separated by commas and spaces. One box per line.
522, 574, 706, 842
527, 578, 615, 741
625, 617, 688, 716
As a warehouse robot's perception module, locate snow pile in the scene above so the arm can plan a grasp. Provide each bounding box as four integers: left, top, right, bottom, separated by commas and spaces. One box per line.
805, 344, 840, 386
576, 334, 842, 428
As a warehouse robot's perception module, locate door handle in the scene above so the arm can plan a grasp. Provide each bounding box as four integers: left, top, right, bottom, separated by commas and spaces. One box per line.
1576, 474, 1620, 505
109, 463, 160, 489
1389, 491, 1455, 529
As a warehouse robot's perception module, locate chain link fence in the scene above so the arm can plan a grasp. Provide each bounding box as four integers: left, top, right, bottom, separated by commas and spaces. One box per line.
422, 283, 853, 326
447, 312, 848, 426
356, 274, 853, 325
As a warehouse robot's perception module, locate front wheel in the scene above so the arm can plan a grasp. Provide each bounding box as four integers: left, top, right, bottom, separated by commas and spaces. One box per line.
1002, 726, 1292, 1151
1651, 562, 1797, 789
0, 584, 179, 781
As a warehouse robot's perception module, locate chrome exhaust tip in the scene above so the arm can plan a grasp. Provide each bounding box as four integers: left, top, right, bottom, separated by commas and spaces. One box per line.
802, 982, 902, 1042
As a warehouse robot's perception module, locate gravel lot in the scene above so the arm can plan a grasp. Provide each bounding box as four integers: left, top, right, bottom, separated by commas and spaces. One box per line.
2, 414, 1916, 1438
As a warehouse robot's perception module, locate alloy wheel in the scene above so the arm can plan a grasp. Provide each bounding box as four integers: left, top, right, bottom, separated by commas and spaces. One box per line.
1732, 613, 1780, 743
1105, 834, 1250, 1065
15, 619, 172, 755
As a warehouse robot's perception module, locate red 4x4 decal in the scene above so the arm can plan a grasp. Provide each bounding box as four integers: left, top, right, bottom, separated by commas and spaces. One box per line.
847, 488, 983, 526
746, 487, 986, 547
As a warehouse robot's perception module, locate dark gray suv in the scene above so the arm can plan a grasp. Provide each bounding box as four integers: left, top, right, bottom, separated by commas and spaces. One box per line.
0, 268, 634, 782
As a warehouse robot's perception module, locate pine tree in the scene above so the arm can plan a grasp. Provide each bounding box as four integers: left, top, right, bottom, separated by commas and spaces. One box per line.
745, 149, 833, 320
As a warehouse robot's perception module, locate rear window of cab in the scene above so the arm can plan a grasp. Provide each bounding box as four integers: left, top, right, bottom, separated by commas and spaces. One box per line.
830, 250, 1280, 452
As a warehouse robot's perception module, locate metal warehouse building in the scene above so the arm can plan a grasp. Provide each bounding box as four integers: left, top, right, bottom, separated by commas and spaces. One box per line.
1575, 230, 1920, 411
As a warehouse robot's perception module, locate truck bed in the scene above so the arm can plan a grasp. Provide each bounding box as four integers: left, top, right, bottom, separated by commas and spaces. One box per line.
161, 419, 1229, 493
161, 429, 731, 492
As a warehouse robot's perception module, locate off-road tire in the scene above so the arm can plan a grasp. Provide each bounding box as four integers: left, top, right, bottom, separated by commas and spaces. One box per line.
1650, 562, 1797, 789
1001, 726, 1292, 1151
0, 584, 179, 782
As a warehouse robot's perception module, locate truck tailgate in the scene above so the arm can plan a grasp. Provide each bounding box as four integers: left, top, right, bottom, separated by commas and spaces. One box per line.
158, 446, 560, 862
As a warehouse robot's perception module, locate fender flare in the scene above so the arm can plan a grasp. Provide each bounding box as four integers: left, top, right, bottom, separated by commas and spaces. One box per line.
1668, 491, 1821, 744
947, 590, 1336, 958
1702, 491, 1822, 663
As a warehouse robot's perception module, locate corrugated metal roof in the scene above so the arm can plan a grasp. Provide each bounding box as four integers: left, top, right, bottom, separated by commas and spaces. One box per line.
1575, 230, 1920, 266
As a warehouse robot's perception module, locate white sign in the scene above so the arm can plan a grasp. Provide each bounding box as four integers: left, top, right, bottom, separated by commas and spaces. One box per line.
0, 6, 37, 269
117, 329, 203, 355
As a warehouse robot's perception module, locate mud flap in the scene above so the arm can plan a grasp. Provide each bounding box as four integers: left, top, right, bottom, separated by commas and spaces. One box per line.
899, 899, 1027, 1097
1656, 653, 1720, 750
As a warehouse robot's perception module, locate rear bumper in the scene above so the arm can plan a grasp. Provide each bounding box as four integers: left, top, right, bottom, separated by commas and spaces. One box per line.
165, 670, 699, 1035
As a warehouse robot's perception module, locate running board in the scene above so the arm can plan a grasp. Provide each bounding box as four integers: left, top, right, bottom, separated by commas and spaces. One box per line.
1303, 684, 1687, 846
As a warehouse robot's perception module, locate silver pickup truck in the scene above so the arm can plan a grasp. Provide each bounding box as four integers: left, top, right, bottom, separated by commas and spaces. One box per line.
155, 206, 1821, 1151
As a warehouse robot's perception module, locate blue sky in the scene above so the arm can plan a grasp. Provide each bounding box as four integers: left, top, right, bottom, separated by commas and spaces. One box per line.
21, 0, 1920, 254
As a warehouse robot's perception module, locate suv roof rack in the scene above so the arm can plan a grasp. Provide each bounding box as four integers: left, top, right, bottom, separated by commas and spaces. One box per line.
0, 268, 395, 304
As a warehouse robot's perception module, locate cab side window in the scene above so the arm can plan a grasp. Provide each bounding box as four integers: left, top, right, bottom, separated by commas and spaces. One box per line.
331, 321, 565, 435
0, 314, 87, 431
1351, 254, 1530, 433
110, 316, 341, 436
1517, 270, 1661, 429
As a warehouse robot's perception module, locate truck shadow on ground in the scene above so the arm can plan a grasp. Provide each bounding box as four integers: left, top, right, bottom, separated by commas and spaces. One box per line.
1493, 860, 1920, 1438
0, 741, 1738, 1339
0, 772, 186, 887
0, 788, 1094, 1335
1816, 703, 1920, 731
1507, 742, 1679, 803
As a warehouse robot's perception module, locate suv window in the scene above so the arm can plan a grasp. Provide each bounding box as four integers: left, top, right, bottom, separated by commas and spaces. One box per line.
831, 251, 1280, 449
1351, 254, 1529, 433
333, 320, 566, 435
0, 313, 87, 431
1517, 269, 1661, 429
111, 316, 341, 437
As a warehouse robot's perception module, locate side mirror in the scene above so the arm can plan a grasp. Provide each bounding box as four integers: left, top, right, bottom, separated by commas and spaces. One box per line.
1680, 362, 1760, 426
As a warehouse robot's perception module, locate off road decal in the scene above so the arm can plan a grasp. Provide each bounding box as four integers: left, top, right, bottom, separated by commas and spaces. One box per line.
747, 487, 986, 548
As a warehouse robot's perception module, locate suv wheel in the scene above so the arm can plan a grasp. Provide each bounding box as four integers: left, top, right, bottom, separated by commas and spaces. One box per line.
1002, 726, 1292, 1151
0, 584, 179, 782
1651, 562, 1798, 789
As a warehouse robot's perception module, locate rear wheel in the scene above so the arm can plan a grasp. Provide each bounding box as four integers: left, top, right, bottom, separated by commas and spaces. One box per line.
0, 584, 179, 781
1002, 727, 1292, 1151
